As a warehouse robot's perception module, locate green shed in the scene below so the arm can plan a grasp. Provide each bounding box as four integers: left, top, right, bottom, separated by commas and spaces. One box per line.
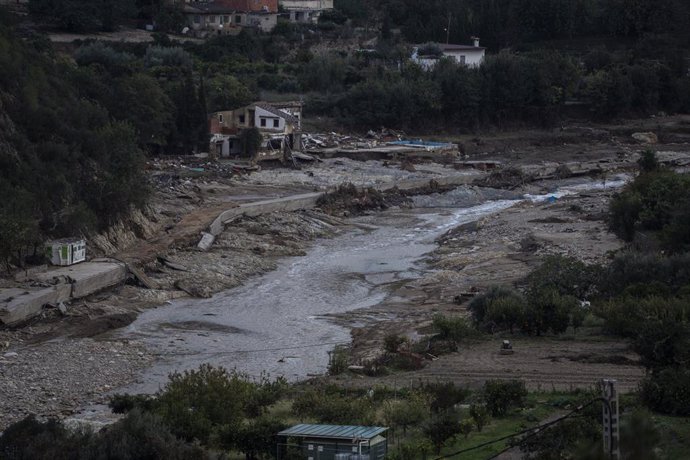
277, 424, 388, 460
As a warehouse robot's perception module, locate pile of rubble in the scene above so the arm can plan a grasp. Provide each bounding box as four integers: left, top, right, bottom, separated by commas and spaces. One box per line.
303, 128, 407, 151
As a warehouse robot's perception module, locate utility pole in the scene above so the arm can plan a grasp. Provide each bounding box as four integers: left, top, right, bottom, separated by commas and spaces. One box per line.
602, 379, 621, 459
445, 12, 451, 44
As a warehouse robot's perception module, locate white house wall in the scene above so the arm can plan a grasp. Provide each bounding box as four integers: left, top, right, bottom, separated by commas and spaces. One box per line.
280, 0, 333, 10
445, 50, 485, 67
255, 106, 286, 131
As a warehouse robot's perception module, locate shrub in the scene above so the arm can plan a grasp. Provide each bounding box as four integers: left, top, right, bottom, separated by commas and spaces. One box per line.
469, 403, 490, 432
459, 418, 474, 439
0, 416, 87, 460
155, 364, 255, 444
382, 396, 428, 436
328, 345, 349, 375
291, 388, 374, 425
93, 409, 208, 459
483, 380, 527, 416
108, 393, 157, 414
525, 255, 600, 299
637, 149, 659, 173
423, 381, 470, 414
424, 414, 461, 454
74, 42, 135, 73
469, 285, 520, 324
384, 333, 407, 353
485, 293, 526, 334
432, 314, 475, 343
144, 46, 193, 69
640, 367, 690, 416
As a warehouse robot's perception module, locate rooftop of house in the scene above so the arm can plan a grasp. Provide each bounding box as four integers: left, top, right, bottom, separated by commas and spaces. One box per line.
416, 43, 486, 52
185, 0, 277, 14
278, 424, 388, 440
255, 101, 298, 125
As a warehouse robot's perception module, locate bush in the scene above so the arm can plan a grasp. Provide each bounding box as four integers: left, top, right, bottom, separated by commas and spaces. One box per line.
328, 345, 349, 375
0, 416, 87, 460
384, 333, 407, 353
609, 170, 690, 242
598, 251, 690, 298
483, 380, 527, 416
108, 393, 157, 414
468, 285, 520, 324
74, 42, 135, 74
638, 149, 659, 173
525, 255, 600, 299
424, 413, 461, 454
485, 293, 526, 334
432, 314, 475, 343
93, 409, 208, 459
291, 388, 374, 425
423, 381, 470, 414
144, 46, 193, 69
0, 411, 208, 460
469, 403, 490, 432
640, 367, 690, 416
155, 364, 255, 444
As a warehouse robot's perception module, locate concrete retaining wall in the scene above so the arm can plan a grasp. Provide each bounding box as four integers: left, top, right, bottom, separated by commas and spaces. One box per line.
207, 174, 480, 237
209, 192, 322, 236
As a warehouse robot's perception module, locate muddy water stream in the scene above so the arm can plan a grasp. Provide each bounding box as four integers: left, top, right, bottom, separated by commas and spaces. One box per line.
112, 177, 626, 394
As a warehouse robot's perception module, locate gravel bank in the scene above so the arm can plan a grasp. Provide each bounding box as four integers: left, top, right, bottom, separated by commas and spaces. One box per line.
0, 338, 152, 429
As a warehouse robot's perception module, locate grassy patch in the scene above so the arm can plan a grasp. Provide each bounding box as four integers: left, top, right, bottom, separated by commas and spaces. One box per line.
654, 414, 690, 460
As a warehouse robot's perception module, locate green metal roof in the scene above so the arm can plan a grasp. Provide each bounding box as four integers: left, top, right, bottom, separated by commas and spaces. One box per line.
278, 424, 388, 440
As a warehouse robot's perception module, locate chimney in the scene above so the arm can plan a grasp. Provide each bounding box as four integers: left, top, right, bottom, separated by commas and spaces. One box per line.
472, 36, 480, 47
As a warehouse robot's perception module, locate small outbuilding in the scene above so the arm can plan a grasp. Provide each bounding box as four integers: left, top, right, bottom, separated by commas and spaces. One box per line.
46, 238, 86, 266
277, 424, 388, 460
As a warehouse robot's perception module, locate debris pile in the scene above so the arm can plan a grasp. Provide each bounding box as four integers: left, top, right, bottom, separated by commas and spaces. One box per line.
303, 128, 407, 150
316, 182, 412, 216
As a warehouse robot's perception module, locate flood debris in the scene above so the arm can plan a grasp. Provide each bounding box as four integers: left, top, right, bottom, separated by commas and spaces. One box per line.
476, 166, 533, 189
316, 183, 392, 216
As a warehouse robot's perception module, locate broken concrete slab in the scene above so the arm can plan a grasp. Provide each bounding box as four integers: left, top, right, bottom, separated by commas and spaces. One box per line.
197, 232, 215, 251
33, 261, 127, 299
0, 287, 59, 325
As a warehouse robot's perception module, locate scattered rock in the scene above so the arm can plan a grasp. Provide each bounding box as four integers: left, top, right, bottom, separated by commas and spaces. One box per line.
631, 132, 658, 144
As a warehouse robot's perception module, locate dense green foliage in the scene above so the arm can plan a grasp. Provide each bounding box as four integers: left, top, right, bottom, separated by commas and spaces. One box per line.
596, 156, 690, 416
0, 21, 151, 269
609, 165, 690, 251
468, 256, 593, 336
0, 411, 208, 460
483, 380, 528, 417
29, 0, 135, 32
354, 0, 690, 50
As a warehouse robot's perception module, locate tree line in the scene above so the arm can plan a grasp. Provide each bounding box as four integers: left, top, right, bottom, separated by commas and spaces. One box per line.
337, 0, 690, 51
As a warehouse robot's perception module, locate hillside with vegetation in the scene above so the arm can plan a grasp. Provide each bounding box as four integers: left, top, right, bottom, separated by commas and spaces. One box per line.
1, 0, 688, 270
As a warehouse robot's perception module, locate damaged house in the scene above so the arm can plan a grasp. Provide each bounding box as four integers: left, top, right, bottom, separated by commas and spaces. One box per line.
209, 101, 302, 160
182, 0, 279, 35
